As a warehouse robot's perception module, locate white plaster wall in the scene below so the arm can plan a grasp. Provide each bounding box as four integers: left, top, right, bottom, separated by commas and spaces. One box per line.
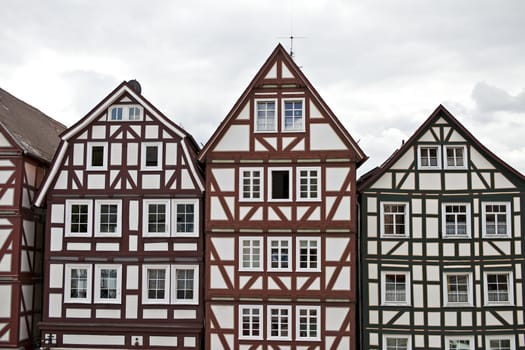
310, 123, 346, 150
213, 125, 249, 151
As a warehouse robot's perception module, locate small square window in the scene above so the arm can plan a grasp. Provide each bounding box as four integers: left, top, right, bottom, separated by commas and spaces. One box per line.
444, 145, 467, 169
65, 200, 93, 237
381, 202, 409, 237
142, 143, 162, 170
174, 199, 199, 237
255, 100, 276, 132
283, 99, 304, 132
296, 238, 320, 272
87, 143, 107, 170
442, 203, 471, 237
239, 305, 263, 340
444, 272, 473, 306
142, 265, 170, 304
128, 107, 142, 120
418, 145, 441, 169
482, 202, 511, 237
484, 272, 513, 305
95, 200, 121, 237
268, 238, 291, 271
110, 107, 123, 120
269, 168, 291, 201
382, 271, 410, 305
143, 200, 170, 237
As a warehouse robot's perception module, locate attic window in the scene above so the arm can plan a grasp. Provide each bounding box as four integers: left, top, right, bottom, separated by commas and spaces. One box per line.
418, 145, 441, 169
109, 105, 143, 121
282, 99, 304, 132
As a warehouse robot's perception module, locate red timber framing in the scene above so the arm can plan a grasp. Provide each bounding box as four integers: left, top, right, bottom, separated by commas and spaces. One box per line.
34, 81, 205, 349
199, 44, 367, 350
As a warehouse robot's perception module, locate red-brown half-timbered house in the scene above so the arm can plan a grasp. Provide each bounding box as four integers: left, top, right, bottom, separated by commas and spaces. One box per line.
199, 45, 367, 350
0, 87, 65, 349
34, 81, 205, 349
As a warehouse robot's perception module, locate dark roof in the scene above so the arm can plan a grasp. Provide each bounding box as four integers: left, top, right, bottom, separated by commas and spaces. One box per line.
0, 87, 66, 162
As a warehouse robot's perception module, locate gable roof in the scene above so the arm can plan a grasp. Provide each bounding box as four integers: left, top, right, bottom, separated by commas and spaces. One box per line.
198, 44, 367, 165
34, 81, 204, 207
0, 87, 66, 162
358, 104, 525, 190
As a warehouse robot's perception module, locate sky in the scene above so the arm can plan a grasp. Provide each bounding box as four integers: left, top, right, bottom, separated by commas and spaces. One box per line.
2, 0, 524, 175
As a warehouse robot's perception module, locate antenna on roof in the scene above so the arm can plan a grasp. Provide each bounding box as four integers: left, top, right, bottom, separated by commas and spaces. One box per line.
278, 0, 305, 60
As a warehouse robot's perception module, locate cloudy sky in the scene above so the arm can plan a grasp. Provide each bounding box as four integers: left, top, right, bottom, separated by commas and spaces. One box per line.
2, 0, 524, 175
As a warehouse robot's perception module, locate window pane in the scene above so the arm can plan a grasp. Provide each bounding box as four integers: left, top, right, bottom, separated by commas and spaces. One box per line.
145, 146, 159, 167
91, 146, 104, 167
272, 170, 289, 199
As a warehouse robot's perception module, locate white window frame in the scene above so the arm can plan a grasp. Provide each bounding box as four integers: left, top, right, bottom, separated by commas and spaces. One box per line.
383, 334, 411, 350
484, 271, 513, 306
128, 106, 143, 121
296, 167, 321, 201
267, 305, 292, 340
441, 203, 471, 238
482, 202, 512, 238
64, 264, 92, 303
417, 145, 441, 169
239, 237, 263, 272
239, 167, 264, 202
268, 237, 292, 272
141, 142, 163, 171
486, 335, 515, 350
238, 305, 263, 340
143, 199, 171, 237
172, 265, 199, 305
282, 98, 305, 132
444, 145, 468, 169
380, 202, 410, 237
443, 272, 473, 306
94, 200, 122, 237
296, 305, 321, 341
94, 264, 122, 304
445, 336, 475, 350
65, 199, 93, 237
142, 265, 170, 304
296, 237, 321, 272
254, 99, 277, 132
381, 271, 411, 306
173, 199, 199, 237
268, 167, 292, 202
87, 142, 108, 171
108, 104, 144, 121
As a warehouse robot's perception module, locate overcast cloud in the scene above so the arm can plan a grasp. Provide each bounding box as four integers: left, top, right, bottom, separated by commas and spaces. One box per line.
1, 0, 524, 175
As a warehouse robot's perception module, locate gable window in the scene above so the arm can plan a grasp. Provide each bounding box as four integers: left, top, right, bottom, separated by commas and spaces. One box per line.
269, 168, 291, 201
64, 264, 92, 303
128, 107, 142, 120
482, 202, 511, 237
446, 337, 474, 350
418, 145, 440, 169
485, 272, 512, 305
240, 168, 263, 201
382, 271, 410, 305
444, 145, 467, 169
174, 200, 198, 236
297, 306, 320, 340
255, 100, 276, 132
442, 203, 470, 237
109, 105, 143, 121
297, 238, 320, 271
268, 306, 291, 340
141, 143, 162, 170
65, 200, 92, 237
142, 265, 169, 304
239, 305, 263, 340
94, 265, 121, 304
381, 202, 409, 237
283, 99, 304, 131
383, 335, 410, 350
268, 238, 291, 271
444, 272, 472, 306
297, 167, 320, 201
87, 142, 107, 170
486, 336, 514, 350
110, 107, 123, 120
173, 265, 198, 304
95, 200, 121, 237
143, 200, 170, 237
240, 238, 263, 271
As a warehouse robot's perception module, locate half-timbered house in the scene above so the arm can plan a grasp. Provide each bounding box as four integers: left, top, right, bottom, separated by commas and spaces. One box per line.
358, 105, 525, 350
34, 81, 205, 349
199, 44, 367, 350
0, 87, 65, 349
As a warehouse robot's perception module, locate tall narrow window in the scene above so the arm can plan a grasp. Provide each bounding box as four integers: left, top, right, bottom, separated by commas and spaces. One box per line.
442, 203, 470, 237
65, 264, 92, 303
485, 272, 512, 305
176, 204, 194, 233
87, 142, 107, 170
144, 267, 169, 304
382, 203, 409, 236
143, 200, 170, 236
141, 143, 162, 170
239, 306, 262, 339
297, 307, 320, 340
283, 100, 304, 131
95, 265, 121, 303
418, 145, 440, 169
270, 169, 291, 200
483, 202, 511, 237
297, 238, 320, 271
268, 306, 291, 340
298, 168, 320, 200
240, 238, 262, 271
95, 200, 121, 236
268, 238, 291, 271
255, 100, 276, 131
445, 273, 472, 305
240, 168, 263, 201
174, 268, 196, 303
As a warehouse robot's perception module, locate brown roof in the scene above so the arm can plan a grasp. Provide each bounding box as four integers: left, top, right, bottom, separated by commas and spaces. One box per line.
0, 87, 66, 162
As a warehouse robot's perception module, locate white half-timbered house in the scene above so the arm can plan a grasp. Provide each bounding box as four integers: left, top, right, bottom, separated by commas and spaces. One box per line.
199, 44, 367, 350
358, 105, 525, 350
0, 87, 65, 349
34, 81, 205, 349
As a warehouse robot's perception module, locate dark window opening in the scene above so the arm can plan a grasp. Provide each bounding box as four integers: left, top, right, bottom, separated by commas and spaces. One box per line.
91, 146, 104, 167
145, 146, 159, 167
271, 170, 289, 200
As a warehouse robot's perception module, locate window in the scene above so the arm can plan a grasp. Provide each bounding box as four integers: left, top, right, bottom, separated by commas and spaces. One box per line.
110, 107, 123, 120
143, 200, 170, 236
87, 142, 107, 170
485, 272, 513, 305
446, 337, 474, 350
382, 272, 410, 305
444, 272, 472, 305
128, 107, 142, 120
94, 265, 121, 303
95, 200, 121, 237
65, 200, 92, 237
240, 168, 263, 201
141, 143, 162, 170
383, 335, 410, 350
239, 306, 263, 340
240, 238, 263, 271
283, 99, 304, 131
268, 238, 291, 271
64, 264, 92, 303
142, 265, 169, 304
486, 336, 515, 350
269, 168, 291, 201
381, 203, 409, 237
173, 265, 198, 304
482, 202, 511, 237
109, 105, 143, 121
297, 306, 320, 340
418, 145, 440, 169
297, 167, 320, 201
444, 145, 467, 169
268, 306, 291, 340
174, 199, 198, 236
255, 100, 276, 132
442, 203, 471, 237
297, 238, 320, 271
